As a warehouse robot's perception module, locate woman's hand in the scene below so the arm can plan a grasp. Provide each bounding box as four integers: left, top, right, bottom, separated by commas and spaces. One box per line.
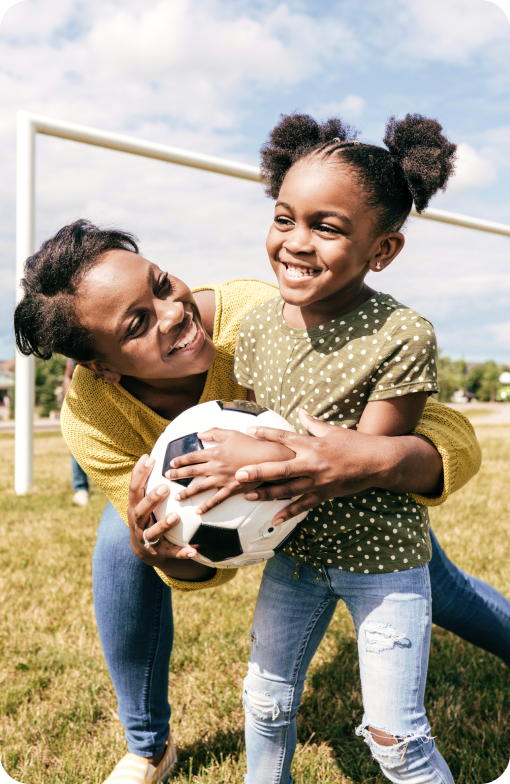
128, 455, 214, 580
165, 429, 295, 514
234, 409, 443, 525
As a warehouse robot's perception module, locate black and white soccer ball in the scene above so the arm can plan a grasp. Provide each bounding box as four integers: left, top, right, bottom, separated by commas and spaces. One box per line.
146, 399, 307, 568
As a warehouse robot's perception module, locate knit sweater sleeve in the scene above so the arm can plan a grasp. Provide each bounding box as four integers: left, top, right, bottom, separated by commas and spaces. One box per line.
410, 397, 482, 507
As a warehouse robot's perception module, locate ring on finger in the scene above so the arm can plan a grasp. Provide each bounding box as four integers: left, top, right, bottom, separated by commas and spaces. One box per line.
143, 529, 160, 549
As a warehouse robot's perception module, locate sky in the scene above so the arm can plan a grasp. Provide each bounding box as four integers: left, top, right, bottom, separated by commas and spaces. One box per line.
0, 0, 509, 362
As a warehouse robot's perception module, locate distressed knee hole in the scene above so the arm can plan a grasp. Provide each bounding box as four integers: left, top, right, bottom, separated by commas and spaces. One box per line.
250, 629, 257, 646
356, 724, 432, 769
243, 688, 281, 722
364, 621, 410, 653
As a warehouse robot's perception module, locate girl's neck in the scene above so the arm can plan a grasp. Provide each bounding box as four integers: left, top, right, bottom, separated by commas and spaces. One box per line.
282, 282, 376, 329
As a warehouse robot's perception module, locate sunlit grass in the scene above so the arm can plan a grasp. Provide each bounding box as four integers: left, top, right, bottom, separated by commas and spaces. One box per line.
0, 429, 508, 783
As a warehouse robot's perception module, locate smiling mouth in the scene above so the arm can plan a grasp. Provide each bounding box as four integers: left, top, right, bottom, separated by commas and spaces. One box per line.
281, 261, 320, 278
168, 312, 201, 355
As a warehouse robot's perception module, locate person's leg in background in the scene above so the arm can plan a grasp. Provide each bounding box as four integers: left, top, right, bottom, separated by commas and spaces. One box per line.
92, 503, 176, 782
71, 453, 90, 506
429, 527, 510, 667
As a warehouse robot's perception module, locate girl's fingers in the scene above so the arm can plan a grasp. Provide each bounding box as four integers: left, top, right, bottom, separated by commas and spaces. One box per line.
195, 484, 243, 515
166, 462, 210, 481
271, 493, 320, 525
133, 482, 170, 526
197, 428, 235, 443
245, 426, 299, 450
169, 450, 208, 469
173, 476, 219, 501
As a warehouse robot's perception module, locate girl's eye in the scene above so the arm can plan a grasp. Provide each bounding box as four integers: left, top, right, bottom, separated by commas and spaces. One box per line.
274, 216, 293, 227
317, 224, 340, 235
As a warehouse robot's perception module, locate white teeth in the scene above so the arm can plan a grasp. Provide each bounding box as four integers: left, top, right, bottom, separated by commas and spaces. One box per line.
285, 263, 318, 278
175, 319, 197, 349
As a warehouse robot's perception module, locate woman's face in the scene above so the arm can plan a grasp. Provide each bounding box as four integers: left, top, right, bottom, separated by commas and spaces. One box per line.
74, 249, 216, 380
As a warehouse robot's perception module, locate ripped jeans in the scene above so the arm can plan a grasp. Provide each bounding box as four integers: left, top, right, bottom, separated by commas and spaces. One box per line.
244, 554, 453, 784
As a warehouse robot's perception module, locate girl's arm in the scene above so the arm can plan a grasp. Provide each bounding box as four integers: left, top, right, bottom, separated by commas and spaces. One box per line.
356, 391, 428, 436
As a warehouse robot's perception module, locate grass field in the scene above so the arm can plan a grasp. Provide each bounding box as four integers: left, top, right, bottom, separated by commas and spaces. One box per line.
0, 429, 509, 784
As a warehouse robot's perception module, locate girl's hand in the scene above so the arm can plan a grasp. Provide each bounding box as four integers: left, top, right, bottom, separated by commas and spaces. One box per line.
128, 454, 215, 580
165, 429, 295, 514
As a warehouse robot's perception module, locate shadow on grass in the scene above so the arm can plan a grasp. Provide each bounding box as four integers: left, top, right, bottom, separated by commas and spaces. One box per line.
294, 628, 510, 784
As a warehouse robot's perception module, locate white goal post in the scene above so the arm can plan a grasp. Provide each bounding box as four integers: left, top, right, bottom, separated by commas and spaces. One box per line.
14, 110, 510, 494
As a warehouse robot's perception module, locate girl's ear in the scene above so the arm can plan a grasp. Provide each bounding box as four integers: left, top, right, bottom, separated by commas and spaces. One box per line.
79, 360, 121, 384
369, 232, 405, 273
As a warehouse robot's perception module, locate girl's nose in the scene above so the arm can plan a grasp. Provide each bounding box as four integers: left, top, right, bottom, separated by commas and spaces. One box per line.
283, 225, 314, 255
157, 300, 184, 334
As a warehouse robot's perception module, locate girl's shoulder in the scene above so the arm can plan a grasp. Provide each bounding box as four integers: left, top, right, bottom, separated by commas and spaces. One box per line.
194, 280, 278, 355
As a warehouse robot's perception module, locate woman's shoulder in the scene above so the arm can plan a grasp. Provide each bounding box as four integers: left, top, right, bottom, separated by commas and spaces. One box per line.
195, 279, 278, 354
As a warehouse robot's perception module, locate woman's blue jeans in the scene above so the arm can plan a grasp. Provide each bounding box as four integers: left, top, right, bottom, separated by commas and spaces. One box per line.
93, 503, 510, 760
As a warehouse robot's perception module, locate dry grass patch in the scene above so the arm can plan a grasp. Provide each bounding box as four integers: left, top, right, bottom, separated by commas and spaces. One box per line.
0, 430, 508, 783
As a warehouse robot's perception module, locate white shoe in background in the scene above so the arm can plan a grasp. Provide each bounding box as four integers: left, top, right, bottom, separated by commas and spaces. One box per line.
73, 489, 89, 506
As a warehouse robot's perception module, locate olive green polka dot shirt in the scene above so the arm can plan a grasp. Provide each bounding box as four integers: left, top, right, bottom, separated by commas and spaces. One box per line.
233, 292, 439, 574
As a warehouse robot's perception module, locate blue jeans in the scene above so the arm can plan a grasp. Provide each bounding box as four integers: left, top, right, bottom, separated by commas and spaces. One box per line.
92, 503, 173, 757
92, 504, 510, 760
71, 454, 89, 492
244, 555, 453, 784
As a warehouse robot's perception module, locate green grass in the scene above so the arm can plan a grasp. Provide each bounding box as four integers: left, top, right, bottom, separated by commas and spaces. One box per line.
0, 430, 509, 783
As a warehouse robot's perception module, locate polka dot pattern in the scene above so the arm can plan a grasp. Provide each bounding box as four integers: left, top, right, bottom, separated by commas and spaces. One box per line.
233, 292, 437, 573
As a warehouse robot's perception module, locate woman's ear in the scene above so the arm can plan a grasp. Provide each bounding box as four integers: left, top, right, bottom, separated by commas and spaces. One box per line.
79, 360, 121, 384
369, 232, 405, 273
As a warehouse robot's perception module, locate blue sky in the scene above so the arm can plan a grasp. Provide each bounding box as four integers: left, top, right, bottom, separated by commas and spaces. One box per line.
0, 0, 509, 361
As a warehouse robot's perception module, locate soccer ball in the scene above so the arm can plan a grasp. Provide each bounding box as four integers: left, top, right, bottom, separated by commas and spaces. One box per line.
146, 399, 307, 568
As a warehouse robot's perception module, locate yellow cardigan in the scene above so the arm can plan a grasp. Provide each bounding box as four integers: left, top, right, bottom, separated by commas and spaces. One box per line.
61, 279, 481, 592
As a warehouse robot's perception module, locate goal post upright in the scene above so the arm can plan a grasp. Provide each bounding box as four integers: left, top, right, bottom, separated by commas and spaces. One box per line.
13, 111, 510, 494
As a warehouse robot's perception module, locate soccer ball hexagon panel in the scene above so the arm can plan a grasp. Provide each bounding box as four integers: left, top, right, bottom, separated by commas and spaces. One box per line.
146, 400, 307, 568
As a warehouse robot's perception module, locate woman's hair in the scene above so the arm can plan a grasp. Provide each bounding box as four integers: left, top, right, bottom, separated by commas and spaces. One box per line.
14, 219, 139, 361
260, 112, 457, 233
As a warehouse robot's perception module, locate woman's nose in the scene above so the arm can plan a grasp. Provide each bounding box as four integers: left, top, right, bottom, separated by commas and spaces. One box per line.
157, 300, 184, 334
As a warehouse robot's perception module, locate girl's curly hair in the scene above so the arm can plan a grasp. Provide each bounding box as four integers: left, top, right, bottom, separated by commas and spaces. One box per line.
260, 112, 457, 233
14, 219, 139, 361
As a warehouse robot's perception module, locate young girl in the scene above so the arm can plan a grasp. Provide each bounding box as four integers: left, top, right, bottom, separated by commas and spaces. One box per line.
172, 112, 457, 783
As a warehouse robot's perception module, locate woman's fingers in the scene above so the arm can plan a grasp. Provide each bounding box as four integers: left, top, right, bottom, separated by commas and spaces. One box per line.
133, 482, 170, 526
236, 459, 297, 485
272, 493, 320, 525
128, 454, 156, 505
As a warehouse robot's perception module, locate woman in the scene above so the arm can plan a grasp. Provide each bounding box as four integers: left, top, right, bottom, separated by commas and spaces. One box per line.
14, 220, 510, 784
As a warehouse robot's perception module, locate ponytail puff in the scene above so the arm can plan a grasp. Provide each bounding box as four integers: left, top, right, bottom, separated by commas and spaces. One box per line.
383, 113, 457, 213
260, 113, 359, 199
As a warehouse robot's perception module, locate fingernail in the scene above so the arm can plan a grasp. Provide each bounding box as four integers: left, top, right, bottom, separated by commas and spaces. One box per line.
174, 493, 181, 501
156, 486, 169, 496
274, 518, 285, 526
244, 493, 258, 501
196, 508, 203, 515
165, 515, 176, 524
187, 551, 197, 557
237, 471, 249, 481
145, 457, 155, 468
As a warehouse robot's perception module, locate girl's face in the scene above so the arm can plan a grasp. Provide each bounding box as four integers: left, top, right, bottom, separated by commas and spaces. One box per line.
266, 158, 402, 314
74, 249, 216, 381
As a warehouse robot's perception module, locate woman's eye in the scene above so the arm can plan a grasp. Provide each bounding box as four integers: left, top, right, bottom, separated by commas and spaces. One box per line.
157, 274, 171, 295
127, 314, 147, 338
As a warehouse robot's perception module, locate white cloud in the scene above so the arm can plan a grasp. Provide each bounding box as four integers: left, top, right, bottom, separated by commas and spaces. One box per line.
448, 143, 497, 192
308, 95, 366, 120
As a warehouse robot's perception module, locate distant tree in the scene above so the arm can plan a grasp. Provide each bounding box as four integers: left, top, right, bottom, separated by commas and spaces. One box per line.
436, 350, 465, 403
35, 355, 66, 416
466, 360, 502, 402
